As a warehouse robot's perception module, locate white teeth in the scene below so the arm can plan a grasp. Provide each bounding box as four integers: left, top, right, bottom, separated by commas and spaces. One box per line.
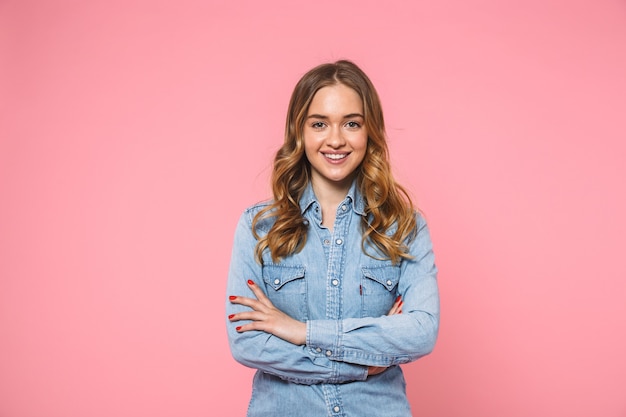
324, 153, 347, 160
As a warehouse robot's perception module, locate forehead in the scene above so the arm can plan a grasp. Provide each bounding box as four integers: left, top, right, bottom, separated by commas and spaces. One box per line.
307, 84, 363, 115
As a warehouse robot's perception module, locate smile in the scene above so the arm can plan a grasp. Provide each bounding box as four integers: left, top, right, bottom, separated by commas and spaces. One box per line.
323, 153, 348, 160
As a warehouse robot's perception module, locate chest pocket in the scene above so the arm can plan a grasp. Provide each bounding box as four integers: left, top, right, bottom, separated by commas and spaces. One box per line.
262, 265, 308, 321
360, 265, 400, 318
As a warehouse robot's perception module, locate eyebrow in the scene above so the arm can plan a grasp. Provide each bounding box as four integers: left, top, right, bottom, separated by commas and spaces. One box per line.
306, 113, 364, 120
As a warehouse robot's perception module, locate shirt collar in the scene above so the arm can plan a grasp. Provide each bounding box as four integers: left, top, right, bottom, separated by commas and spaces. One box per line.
299, 180, 366, 216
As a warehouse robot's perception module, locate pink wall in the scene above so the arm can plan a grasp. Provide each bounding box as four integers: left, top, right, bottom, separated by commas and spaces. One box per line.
2, 1, 625, 416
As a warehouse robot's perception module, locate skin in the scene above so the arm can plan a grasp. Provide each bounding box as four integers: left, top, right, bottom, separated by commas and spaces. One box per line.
229, 83, 402, 376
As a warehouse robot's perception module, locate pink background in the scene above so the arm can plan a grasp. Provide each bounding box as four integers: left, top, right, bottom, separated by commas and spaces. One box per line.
2, 1, 625, 416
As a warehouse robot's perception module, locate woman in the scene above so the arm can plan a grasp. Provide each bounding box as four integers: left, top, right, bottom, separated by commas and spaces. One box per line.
226, 60, 439, 417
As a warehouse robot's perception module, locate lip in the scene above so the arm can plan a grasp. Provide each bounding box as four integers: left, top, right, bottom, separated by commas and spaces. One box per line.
321, 152, 350, 163
320, 152, 350, 160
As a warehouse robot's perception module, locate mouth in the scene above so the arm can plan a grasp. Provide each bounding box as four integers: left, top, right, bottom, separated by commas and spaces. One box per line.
322, 153, 349, 160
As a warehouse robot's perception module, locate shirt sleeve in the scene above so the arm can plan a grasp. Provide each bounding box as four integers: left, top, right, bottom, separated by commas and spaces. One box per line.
226, 210, 369, 385
306, 214, 440, 367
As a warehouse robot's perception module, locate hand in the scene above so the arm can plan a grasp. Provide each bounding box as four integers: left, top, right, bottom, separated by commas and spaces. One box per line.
386, 294, 403, 316
228, 279, 307, 346
367, 295, 403, 376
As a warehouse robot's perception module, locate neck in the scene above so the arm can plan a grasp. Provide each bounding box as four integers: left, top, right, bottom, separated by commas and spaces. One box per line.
310, 177, 353, 212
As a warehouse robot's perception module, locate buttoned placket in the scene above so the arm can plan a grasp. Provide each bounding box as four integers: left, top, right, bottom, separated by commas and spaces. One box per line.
307, 199, 352, 417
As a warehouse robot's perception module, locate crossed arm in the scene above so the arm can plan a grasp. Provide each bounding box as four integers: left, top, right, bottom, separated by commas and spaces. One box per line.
228, 279, 403, 376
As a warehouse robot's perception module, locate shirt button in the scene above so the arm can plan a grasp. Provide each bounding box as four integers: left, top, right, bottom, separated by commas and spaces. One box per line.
324, 239, 330, 245
332, 279, 339, 286
325, 350, 332, 356
341, 205, 347, 211
386, 280, 393, 286
303, 219, 309, 226
335, 239, 343, 245
315, 347, 322, 353
333, 406, 340, 413
274, 279, 280, 285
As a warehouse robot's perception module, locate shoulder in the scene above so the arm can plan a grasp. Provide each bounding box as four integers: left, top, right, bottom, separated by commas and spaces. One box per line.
243, 200, 273, 217
415, 209, 432, 231
239, 200, 276, 235
408, 210, 436, 254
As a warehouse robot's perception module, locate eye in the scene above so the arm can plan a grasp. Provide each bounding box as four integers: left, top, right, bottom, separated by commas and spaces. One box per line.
311, 121, 326, 129
345, 121, 361, 129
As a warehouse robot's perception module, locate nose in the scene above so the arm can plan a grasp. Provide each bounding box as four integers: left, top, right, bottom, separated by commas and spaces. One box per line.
326, 126, 346, 148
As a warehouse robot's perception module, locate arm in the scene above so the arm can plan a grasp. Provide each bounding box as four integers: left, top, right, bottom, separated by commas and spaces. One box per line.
225, 211, 368, 385
306, 214, 439, 367
230, 278, 403, 375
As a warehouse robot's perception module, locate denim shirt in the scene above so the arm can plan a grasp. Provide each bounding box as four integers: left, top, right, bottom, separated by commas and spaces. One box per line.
226, 182, 439, 417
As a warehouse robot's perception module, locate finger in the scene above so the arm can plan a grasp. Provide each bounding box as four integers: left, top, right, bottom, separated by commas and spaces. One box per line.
387, 295, 402, 315
234, 323, 257, 333
246, 279, 273, 307
228, 310, 266, 323
234, 320, 268, 334
395, 301, 403, 315
389, 300, 403, 315
229, 295, 266, 312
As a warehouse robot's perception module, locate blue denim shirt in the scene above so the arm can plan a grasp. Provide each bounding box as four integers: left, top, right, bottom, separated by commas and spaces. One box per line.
226, 181, 439, 417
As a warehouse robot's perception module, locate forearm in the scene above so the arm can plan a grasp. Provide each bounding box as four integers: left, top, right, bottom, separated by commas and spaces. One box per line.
227, 323, 368, 384
306, 309, 439, 367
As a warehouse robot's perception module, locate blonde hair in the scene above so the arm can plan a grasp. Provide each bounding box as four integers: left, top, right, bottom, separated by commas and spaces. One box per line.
253, 60, 417, 264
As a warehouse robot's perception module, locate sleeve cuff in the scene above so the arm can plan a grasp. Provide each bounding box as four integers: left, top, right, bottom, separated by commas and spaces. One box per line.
306, 320, 368, 382
307, 319, 345, 359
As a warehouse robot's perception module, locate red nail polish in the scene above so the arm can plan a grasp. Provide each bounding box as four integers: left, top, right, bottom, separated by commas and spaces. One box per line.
229, 296, 237, 301
228, 314, 234, 319
399, 301, 403, 307
396, 295, 402, 302
398, 310, 402, 314
236, 326, 242, 331
247, 279, 254, 285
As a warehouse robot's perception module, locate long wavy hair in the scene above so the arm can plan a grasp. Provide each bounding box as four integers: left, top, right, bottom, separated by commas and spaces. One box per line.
253, 60, 417, 265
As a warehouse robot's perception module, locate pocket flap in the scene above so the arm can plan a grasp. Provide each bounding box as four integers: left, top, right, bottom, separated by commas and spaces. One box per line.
361, 266, 400, 291
263, 265, 306, 290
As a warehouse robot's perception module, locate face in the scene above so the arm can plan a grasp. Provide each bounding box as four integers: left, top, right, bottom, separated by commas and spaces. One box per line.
303, 83, 368, 195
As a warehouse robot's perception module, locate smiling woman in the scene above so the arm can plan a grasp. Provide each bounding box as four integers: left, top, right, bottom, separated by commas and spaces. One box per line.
225, 60, 440, 417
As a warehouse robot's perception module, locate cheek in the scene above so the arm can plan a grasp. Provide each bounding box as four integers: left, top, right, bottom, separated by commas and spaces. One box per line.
303, 133, 323, 153
361, 136, 368, 151
355, 138, 368, 165
355, 135, 368, 154
303, 139, 316, 160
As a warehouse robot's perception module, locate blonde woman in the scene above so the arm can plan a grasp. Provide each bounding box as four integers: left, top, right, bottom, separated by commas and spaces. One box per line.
226, 60, 439, 417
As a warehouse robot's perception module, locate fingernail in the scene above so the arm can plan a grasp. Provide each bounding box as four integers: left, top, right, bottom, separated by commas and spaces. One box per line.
236, 326, 242, 332
229, 296, 237, 301
228, 314, 235, 320
396, 295, 402, 302
247, 279, 254, 285
399, 301, 403, 307
399, 310, 402, 314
